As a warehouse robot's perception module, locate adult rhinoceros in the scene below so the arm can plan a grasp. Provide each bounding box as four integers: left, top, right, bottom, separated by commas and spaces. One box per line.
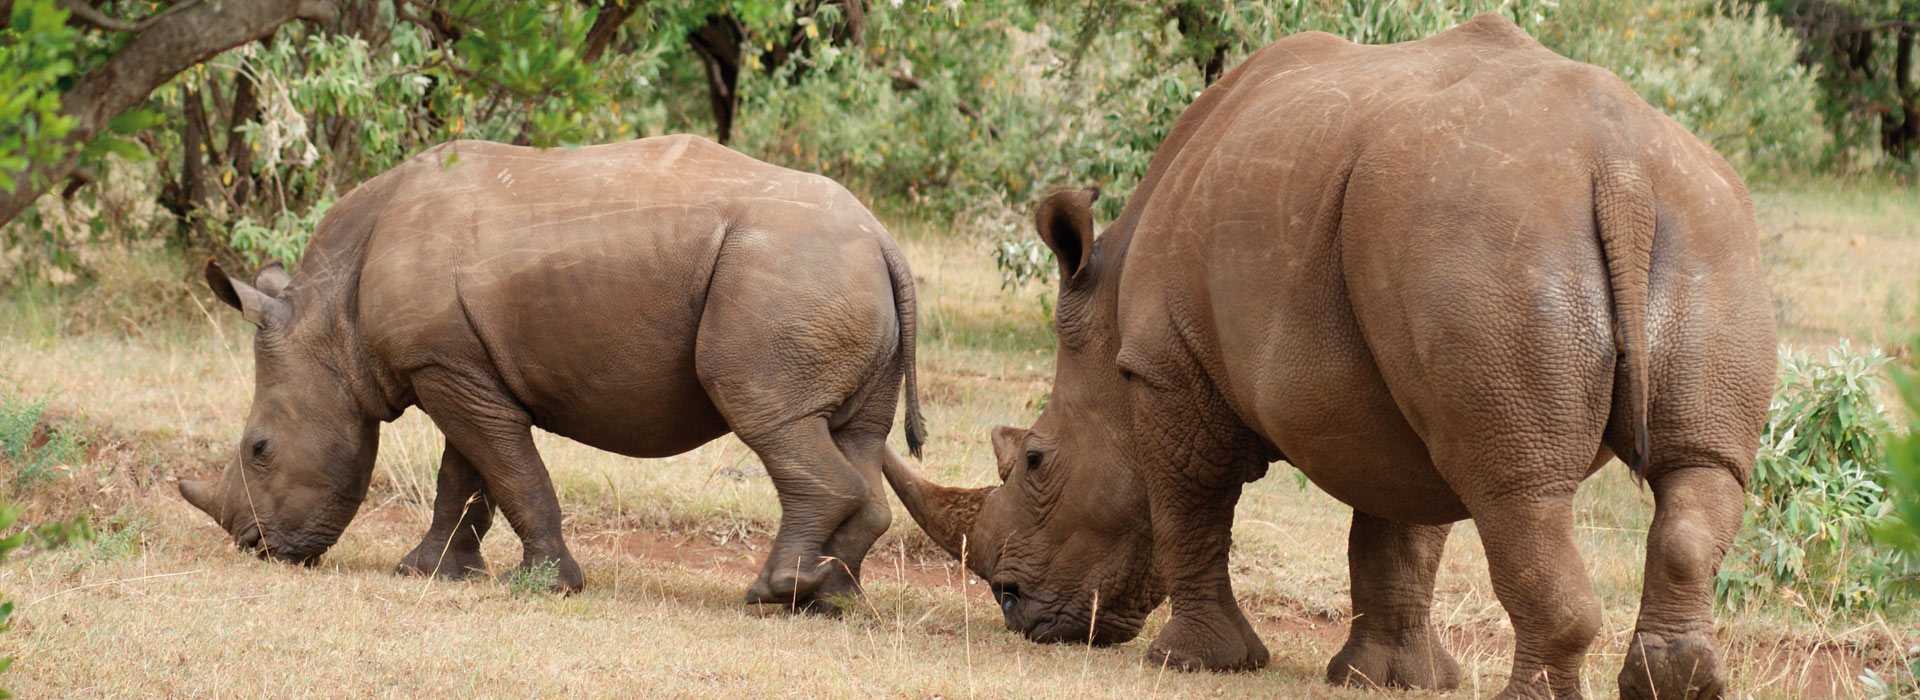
882, 15, 1773, 699
181, 135, 926, 611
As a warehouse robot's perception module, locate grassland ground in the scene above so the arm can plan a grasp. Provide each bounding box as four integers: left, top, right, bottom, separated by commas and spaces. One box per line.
0, 184, 1915, 697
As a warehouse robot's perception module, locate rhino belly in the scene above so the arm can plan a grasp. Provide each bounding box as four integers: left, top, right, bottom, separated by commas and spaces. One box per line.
453, 216, 734, 459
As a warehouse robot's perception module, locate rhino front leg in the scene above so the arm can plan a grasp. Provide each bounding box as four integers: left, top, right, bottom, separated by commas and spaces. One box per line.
1328, 512, 1459, 690
396, 442, 496, 580
415, 369, 584, 594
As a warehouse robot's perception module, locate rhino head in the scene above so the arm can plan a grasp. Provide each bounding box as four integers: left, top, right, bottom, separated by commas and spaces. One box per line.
884, 188, 1166, 645
178, 260, 379, 565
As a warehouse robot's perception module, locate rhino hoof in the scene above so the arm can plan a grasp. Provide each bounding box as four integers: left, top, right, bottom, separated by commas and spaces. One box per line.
1326, 635, 1462, 690
1144, 616, 1270, 673
395, 544, 487, 580
1619, 632, 1724, 700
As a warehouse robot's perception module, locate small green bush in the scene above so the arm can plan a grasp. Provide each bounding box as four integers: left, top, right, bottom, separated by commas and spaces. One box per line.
1877, 309, 1919, 553
0, 394, 80, 489
1719, 343, 1916, 613
507, 560, 561, 597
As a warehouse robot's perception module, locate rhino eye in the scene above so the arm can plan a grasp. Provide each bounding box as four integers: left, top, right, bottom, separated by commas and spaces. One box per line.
249, 439, 270, 462
1025, 450, 1044, 470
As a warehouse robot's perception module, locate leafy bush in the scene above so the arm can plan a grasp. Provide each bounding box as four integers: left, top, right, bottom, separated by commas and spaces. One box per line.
1719, 343, 1916, 613
507, 560, 561, 597
0, 395, 81, 489
1538, 0, 1828, 179
1879, 316, 1920, 553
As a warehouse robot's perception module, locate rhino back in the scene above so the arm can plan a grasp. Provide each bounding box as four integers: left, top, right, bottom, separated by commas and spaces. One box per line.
356, 136, 863, 456
1111, 15, 1766, 521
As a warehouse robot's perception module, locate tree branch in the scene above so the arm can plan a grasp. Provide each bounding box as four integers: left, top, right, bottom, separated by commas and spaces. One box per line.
0, 0, 339, 225
581, 0, 642, 63
61, 0, 204, 33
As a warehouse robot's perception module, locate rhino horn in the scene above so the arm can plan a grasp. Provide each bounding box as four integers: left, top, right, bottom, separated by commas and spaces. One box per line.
178, 479, 222, 523
881, 449, 993, 560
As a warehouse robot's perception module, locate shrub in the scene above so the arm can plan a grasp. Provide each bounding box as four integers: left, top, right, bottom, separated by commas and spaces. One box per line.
1718, 343, 1917, 613
1878, 312, 1920, 553
507, 560, 561, 597
0, 394, 81, 489
1537, 0, 1829, 179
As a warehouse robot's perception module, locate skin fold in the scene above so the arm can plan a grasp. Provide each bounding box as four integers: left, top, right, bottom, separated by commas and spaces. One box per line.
182, 135, 927, 612
884, 14, 1774, 700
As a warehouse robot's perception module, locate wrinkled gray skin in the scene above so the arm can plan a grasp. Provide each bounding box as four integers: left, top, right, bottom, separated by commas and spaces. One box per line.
182, 135, 926, 610
884, 15, 1774, 699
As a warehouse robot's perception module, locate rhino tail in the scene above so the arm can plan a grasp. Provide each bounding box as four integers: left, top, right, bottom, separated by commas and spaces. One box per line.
880, 235, 927, 459
1593, 159, 1655, 478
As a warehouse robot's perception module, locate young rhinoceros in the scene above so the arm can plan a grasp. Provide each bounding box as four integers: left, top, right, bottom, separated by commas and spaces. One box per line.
181, 135, 925, 609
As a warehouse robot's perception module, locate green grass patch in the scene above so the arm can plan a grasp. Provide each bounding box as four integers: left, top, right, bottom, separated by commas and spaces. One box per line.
0, 394, 81, 489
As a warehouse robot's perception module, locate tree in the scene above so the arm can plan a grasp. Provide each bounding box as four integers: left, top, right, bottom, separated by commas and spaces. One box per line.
1766, 0, 1920, 165
0, 0, 339, 226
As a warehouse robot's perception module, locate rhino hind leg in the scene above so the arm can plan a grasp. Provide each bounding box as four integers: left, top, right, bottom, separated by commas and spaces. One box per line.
1617, 467, 1742, 700
738, 416, 872, 612
1462, 488, 1599, 699
396, 442, 496, 580
805, 405, 904, 611
1327, 512, 1459, 690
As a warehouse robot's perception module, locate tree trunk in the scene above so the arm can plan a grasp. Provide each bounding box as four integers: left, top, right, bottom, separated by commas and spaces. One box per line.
0, 0, 338, 226
226, 70, 262, 207
688, 14, 744, 144
1886, 27, 1918, 160
582, 1, 642, 63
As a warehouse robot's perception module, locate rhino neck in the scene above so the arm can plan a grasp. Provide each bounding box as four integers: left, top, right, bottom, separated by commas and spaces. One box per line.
285, 176, 411, 423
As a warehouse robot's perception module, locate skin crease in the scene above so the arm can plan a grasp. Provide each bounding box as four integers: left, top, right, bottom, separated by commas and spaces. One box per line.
182, 135, 928, 612
885, 14, 1774, 700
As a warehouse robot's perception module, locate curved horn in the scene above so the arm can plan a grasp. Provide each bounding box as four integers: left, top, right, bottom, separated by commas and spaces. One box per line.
178, 479, 223, 523
881, 449, 993, 560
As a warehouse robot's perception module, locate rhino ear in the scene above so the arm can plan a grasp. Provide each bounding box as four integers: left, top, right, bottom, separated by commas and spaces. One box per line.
254, 261, 291, 299
1034, 187, 1100, 282
205, 259, 290, 328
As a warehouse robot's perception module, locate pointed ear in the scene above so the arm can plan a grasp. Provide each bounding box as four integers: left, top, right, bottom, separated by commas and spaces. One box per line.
205, 259, 290, 328
1034, 187, 1100, 281
254, 261, 291, 299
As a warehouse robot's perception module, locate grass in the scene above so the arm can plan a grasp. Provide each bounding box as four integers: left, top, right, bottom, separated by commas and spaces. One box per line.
0, 188, 1915, 697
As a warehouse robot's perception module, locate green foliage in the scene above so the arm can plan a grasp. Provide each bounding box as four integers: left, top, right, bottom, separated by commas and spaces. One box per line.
1539, 0, 1828, 178
1879, 319, 1920, 553
507, 560, 561, 597
0, 0, 1897, 286
1719, 344, 1917, 613
1761, 0, 1920, 172
0, 395, 81, 488
0, 0, 81, 194
991, 236, 1055, 290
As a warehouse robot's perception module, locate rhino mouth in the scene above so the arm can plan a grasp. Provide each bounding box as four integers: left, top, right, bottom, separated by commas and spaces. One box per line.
234, 522, 328, 566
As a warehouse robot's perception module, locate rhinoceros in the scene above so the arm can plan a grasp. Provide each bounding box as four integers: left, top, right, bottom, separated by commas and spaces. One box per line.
882, 15, 1774, 699
181, 135, 926, 610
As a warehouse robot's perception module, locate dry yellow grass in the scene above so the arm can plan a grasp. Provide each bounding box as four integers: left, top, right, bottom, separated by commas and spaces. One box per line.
0, 192, 1914, 698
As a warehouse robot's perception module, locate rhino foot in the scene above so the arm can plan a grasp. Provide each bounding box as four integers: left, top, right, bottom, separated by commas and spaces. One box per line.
1144, 613, 1270, 673
1326, 633, 1461, 690
395, 542, 488, 580
1618, 632, 1723, 700
744, 565, 841, 615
